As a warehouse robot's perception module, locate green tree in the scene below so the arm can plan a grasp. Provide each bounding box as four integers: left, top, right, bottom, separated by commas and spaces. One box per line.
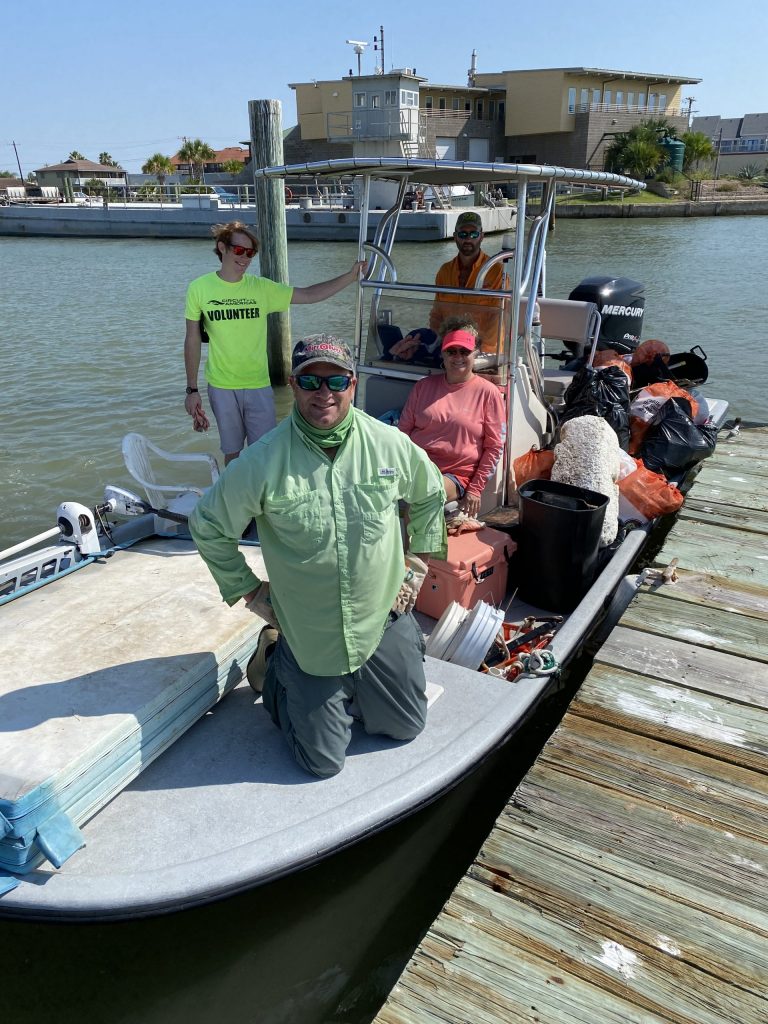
99, 152, 118, 166
0, 169, 15, 177
177, 139, 216, 180
84, 178, 106, 196
222, 159, 244, 174
680, 132, 715, 172
604, 118, 670, 177
142, 153, 175, 185
68, 150, 86, 160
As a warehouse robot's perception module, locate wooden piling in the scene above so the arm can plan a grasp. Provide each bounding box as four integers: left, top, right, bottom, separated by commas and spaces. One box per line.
249, 99, 291, 385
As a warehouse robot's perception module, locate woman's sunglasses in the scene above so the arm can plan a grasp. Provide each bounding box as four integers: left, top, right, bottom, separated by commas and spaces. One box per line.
227, 243, 256, 257
295, 373, 353, 392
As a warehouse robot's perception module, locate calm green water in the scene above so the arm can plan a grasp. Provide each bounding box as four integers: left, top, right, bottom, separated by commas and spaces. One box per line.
0, 218, 763, 548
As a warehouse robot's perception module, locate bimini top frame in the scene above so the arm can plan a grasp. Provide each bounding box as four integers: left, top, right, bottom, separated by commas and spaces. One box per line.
253, 156, 643, 353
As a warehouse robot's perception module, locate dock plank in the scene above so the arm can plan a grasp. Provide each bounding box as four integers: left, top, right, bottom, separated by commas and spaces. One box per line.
375, 425, 768, 1024
572, 662, 768, 772
620, 592, 768, 662
637, 568, 768, 621
597, 624, 768, 709
538, 715, 768, 842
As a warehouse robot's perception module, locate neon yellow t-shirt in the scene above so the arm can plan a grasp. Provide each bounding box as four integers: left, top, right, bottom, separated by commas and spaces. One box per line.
185, 272, 293, 389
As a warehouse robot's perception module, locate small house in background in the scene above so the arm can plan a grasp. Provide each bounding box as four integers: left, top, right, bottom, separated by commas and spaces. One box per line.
33, 159, 127, 194
171, 146, 250, 177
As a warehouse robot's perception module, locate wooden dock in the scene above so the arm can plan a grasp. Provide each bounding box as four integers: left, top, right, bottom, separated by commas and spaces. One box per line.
375, 425, 768, 1024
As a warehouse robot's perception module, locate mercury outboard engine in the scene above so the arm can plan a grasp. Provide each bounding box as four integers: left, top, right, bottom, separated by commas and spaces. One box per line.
568, 275, 645, 354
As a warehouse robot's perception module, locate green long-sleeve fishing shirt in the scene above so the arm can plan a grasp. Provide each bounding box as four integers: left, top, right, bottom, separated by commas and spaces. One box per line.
189, 409, 447, 676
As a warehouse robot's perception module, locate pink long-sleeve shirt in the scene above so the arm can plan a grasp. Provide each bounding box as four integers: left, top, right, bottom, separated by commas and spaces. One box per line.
399, 373, 506, 496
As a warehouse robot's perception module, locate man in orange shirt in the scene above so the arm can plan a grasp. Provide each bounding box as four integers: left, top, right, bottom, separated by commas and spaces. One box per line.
429, 211, 505, 352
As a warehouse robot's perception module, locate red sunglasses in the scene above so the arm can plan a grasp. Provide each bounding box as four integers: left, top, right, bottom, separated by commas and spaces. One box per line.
227, 243, 256, 258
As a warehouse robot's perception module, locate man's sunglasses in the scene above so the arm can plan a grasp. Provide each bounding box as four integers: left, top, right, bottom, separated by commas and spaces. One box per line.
457, 230, 480, 240
295, 373, 353, 392
227, 243, 256, 257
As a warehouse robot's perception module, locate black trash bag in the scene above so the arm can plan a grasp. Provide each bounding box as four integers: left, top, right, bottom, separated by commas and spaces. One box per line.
632, 345, 709, 390
639, 396, 717, 478
560, 364, 631, 450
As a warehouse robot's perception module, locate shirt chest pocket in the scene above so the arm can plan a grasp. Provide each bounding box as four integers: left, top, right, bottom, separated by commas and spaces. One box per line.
352, 479, 398, 543
262, 491, 325, 553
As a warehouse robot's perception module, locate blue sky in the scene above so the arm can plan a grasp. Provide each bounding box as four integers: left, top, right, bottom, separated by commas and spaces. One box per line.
3, 0, 765, 175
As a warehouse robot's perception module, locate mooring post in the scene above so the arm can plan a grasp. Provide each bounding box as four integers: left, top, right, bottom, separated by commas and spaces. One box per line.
249, 99, 291, 385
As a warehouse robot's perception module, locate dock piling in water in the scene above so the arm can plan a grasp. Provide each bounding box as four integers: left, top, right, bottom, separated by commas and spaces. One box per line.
249, 99, 291, 385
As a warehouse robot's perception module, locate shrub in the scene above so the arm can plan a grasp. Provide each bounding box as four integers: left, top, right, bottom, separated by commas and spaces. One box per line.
737, 163, 762, 180
715, 181, 738, 193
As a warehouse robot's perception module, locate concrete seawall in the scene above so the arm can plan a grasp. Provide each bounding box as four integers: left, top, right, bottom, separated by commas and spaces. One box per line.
0, 202, 516, 242
555, 199, 768, 218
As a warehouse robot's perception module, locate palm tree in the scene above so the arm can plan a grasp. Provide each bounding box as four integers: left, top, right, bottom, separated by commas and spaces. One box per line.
99, 152, 118, 167
680, 132, 715, 172
177, 139, 216, 181
222, 159, 244, 174
68, 150, 86, 161
142, 153, 175, 186
604, 119, 669, 177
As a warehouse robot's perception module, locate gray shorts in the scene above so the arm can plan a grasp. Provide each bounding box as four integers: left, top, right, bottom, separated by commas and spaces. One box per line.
207, 385, 276, 455
261, 611, 428, 778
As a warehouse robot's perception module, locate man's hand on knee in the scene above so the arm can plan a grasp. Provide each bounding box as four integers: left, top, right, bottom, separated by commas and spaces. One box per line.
391, 554, 429, 616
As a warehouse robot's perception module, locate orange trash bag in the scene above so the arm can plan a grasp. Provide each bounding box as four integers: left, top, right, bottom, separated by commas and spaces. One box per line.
629, 382, 700, 454
632, 338, 670, 366
619, 458, 684, 522
513, 446, 555, 489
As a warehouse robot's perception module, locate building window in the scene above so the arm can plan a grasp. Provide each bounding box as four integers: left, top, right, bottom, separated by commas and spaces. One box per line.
568, 87, 576, 113
465, 100, 471, 112
615, 91, 624, 109
592, 88, 601, 107
354, 93, 366, 108
580, 88, 589, 109
658, 94, 667, 112
452, 96, 460, 110
439, 97, 446, 110
370, 94, 380, 109
627, 91, 635, 110
637, 94, 646, 111
498, 101, 505, 121
476, 100, 483, 119
425, 95, 433, 109
401, 89, 418, 107
604, 90, 612, 108
384, 90, 397, 105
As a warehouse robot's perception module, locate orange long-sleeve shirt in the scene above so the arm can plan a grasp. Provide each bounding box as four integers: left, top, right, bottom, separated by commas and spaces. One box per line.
429, 252, 505, 351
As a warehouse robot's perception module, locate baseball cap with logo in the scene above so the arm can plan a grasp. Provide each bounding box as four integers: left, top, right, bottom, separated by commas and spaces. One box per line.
455, 211, 483, 232
291, 334, 355, 374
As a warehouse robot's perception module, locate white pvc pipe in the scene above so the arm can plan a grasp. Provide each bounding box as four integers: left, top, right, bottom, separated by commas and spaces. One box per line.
0, 527, 61, 562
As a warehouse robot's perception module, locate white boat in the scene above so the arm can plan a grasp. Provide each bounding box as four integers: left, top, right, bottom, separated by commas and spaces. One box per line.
0, 158, 729, 922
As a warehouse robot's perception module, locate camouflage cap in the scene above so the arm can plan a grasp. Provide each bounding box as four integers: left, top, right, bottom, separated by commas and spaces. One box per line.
291, 334, 355, 374
455, 210, 483, 231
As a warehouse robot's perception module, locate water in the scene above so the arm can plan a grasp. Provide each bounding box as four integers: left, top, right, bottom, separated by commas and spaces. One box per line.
1, 218, 764, 549
0, 220, 764, 1021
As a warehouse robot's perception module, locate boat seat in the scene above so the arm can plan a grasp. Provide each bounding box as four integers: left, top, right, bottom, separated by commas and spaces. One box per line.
121, 433, 220, 513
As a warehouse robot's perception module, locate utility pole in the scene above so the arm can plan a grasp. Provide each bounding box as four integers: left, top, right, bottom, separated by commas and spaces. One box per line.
12, 140, 24, 180
684, 96, 696, 127
713, 126, 723, 181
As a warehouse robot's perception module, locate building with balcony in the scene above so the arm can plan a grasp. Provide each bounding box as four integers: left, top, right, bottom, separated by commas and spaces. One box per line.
285, 63, 699, 171
33, 159, 127, 194
692, 113, 768, 175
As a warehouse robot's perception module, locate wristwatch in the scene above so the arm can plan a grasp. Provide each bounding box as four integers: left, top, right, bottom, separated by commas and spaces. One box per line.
185, 386, 199, 395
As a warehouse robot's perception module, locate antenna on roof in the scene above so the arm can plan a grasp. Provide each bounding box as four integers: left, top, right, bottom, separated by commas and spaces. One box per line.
467, 49, 477, 88
345, 39, 369, 76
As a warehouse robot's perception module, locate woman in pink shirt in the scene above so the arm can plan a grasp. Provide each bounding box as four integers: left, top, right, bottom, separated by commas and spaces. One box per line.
399, 327, 506, 517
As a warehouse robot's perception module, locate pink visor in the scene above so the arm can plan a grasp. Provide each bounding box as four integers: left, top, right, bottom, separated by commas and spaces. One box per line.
441, 329, 477, 352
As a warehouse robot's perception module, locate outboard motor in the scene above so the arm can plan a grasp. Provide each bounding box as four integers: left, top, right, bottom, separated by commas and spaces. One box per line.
568, 275, 645, 354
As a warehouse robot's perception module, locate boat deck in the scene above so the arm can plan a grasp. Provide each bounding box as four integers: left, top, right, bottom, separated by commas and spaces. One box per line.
374, 424, 768, 1024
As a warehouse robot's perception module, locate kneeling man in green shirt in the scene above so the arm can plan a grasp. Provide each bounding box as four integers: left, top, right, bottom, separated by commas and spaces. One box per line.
189, 335, 447, 777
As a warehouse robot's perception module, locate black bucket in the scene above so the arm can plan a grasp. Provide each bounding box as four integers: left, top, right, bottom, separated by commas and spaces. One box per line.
516, 479, 609, 612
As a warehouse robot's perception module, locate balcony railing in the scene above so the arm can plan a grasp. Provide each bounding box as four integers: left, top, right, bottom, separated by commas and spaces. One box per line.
571, 102, 684, 118
327, 109, 426, 143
